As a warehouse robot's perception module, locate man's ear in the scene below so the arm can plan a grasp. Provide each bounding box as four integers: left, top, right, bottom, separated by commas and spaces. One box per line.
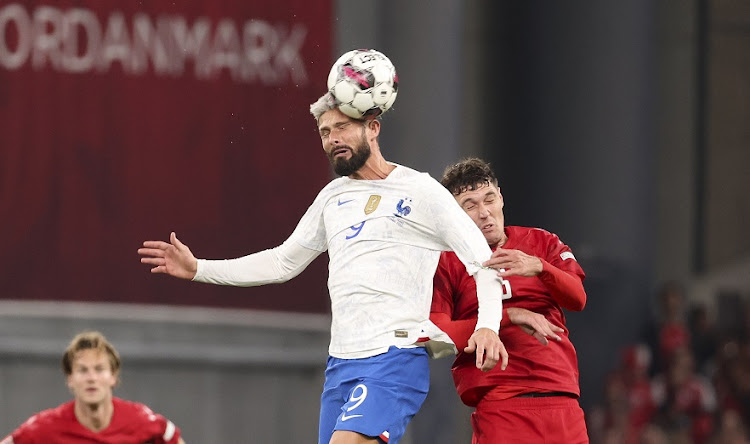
494, 185, 505, 209
366, 118, 381, 137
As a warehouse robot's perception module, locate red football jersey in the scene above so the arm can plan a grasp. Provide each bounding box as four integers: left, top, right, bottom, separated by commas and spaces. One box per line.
8, 397, 181, 444
431, 226, 586, 407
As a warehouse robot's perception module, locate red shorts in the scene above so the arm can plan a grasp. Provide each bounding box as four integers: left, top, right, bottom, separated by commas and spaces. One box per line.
471, 395, 588, 444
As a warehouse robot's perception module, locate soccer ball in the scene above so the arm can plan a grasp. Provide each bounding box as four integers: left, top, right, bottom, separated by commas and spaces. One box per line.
327, 49, 399, 120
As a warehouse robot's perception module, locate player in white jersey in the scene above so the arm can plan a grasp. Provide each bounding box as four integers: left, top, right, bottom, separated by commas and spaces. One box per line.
138, 92, 508, 444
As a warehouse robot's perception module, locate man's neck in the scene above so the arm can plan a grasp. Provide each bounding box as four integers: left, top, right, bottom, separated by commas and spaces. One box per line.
75, 398, 114, 433
349, 154, 395, 180
491, 231, 508, 250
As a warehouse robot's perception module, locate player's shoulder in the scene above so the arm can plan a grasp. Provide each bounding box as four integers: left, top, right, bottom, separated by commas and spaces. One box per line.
112, 397, 159, 421
110, 398, 181, 443
307, 176, 351, 210
507, 226, 560, 243
317, 176, 347, 196
400, 166, 443, 184
394, 166, 452, 205
390, 164, 437, 185
14, 401, 73, 434
33, 401, 73, 422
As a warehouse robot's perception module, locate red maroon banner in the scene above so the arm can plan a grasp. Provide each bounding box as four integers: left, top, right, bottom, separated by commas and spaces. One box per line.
0, 1, 332, 313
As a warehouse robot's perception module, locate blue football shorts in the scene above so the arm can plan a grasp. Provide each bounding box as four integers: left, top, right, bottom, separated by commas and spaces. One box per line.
318, 346, 429, 444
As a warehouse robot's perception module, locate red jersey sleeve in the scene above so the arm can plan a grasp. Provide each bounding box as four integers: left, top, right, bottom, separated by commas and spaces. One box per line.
9, 417, 41, 444
111, 398, 182, 444
134, 405, 181, 444
8, 403, 70, 444
537, 231, 587, 311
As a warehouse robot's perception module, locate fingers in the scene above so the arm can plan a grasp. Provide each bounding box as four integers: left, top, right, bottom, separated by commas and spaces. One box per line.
538, 320, 563, 341
480, 332, 499, 371
140, 233, 183, 254
139, 236, 173, 269
464, 338, 476, 354
489, 249, 508, 259
532, 331, 549, 346
140, 241, 171, 250
532, 323, 561, 342
482, 249, 510, 267
496, 269, 517, 278
465, 330, 509, 372
476, 342, 487, 370
140, 256, 165, 266
139, 234, 182, 259
498, 341, 508, 371
483, 250, 543, 278
171, 231, 185, 249
465, 336, 489, 370
511, 308, 564, 343
480, 343, 499, 372
138, 247, 166, 259
478, 339, 506, 372
465, 338, 486, 371
494, 264, 525, 278
468, 329, 506, 372
483, 257, 510, 270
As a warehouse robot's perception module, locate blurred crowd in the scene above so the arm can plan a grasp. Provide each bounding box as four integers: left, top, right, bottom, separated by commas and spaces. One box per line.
587, 282, 750, 444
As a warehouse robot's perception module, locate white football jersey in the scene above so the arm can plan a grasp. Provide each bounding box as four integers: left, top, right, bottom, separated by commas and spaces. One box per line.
290, 164, 500, 358
194, 164, 503, 359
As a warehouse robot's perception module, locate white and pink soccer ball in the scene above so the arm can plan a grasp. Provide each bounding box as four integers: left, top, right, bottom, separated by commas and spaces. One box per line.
327, 49, 399, 120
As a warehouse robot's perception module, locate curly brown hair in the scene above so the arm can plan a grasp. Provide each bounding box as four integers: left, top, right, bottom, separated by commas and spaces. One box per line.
440, 157, 499, 196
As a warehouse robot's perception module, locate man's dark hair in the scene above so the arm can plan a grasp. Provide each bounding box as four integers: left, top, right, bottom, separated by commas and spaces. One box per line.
440, 157, 499, 196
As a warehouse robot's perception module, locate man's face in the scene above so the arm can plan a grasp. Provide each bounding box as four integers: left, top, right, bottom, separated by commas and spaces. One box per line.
66, 349, 117, 407
455, 183, 505, 248
318, 108, 371, 176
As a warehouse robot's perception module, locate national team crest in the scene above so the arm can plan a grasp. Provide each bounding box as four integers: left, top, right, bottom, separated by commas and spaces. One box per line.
364, 195, 381, 214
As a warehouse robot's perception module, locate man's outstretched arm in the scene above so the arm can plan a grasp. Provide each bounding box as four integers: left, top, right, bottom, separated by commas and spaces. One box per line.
138, 232, 321, 287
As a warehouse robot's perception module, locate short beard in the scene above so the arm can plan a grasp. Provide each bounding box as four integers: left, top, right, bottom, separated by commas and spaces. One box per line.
330, 140, 371, 176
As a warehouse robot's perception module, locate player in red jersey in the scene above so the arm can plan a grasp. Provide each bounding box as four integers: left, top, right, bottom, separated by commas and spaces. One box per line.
1, 331, 185, 444
431, 158, 589, 443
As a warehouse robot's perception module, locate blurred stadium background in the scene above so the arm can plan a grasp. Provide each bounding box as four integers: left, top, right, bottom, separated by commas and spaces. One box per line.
1, 1, 749, 442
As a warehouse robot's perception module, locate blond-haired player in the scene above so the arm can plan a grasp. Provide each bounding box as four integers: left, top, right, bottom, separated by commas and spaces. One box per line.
2, 331, 185, 444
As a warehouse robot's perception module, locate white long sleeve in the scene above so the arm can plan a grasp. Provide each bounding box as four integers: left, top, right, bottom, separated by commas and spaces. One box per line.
192, 239, 321, 287
473, 267, 505, 333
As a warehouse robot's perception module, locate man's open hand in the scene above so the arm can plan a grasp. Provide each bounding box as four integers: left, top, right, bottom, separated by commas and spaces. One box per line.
464, 327, 508, 372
